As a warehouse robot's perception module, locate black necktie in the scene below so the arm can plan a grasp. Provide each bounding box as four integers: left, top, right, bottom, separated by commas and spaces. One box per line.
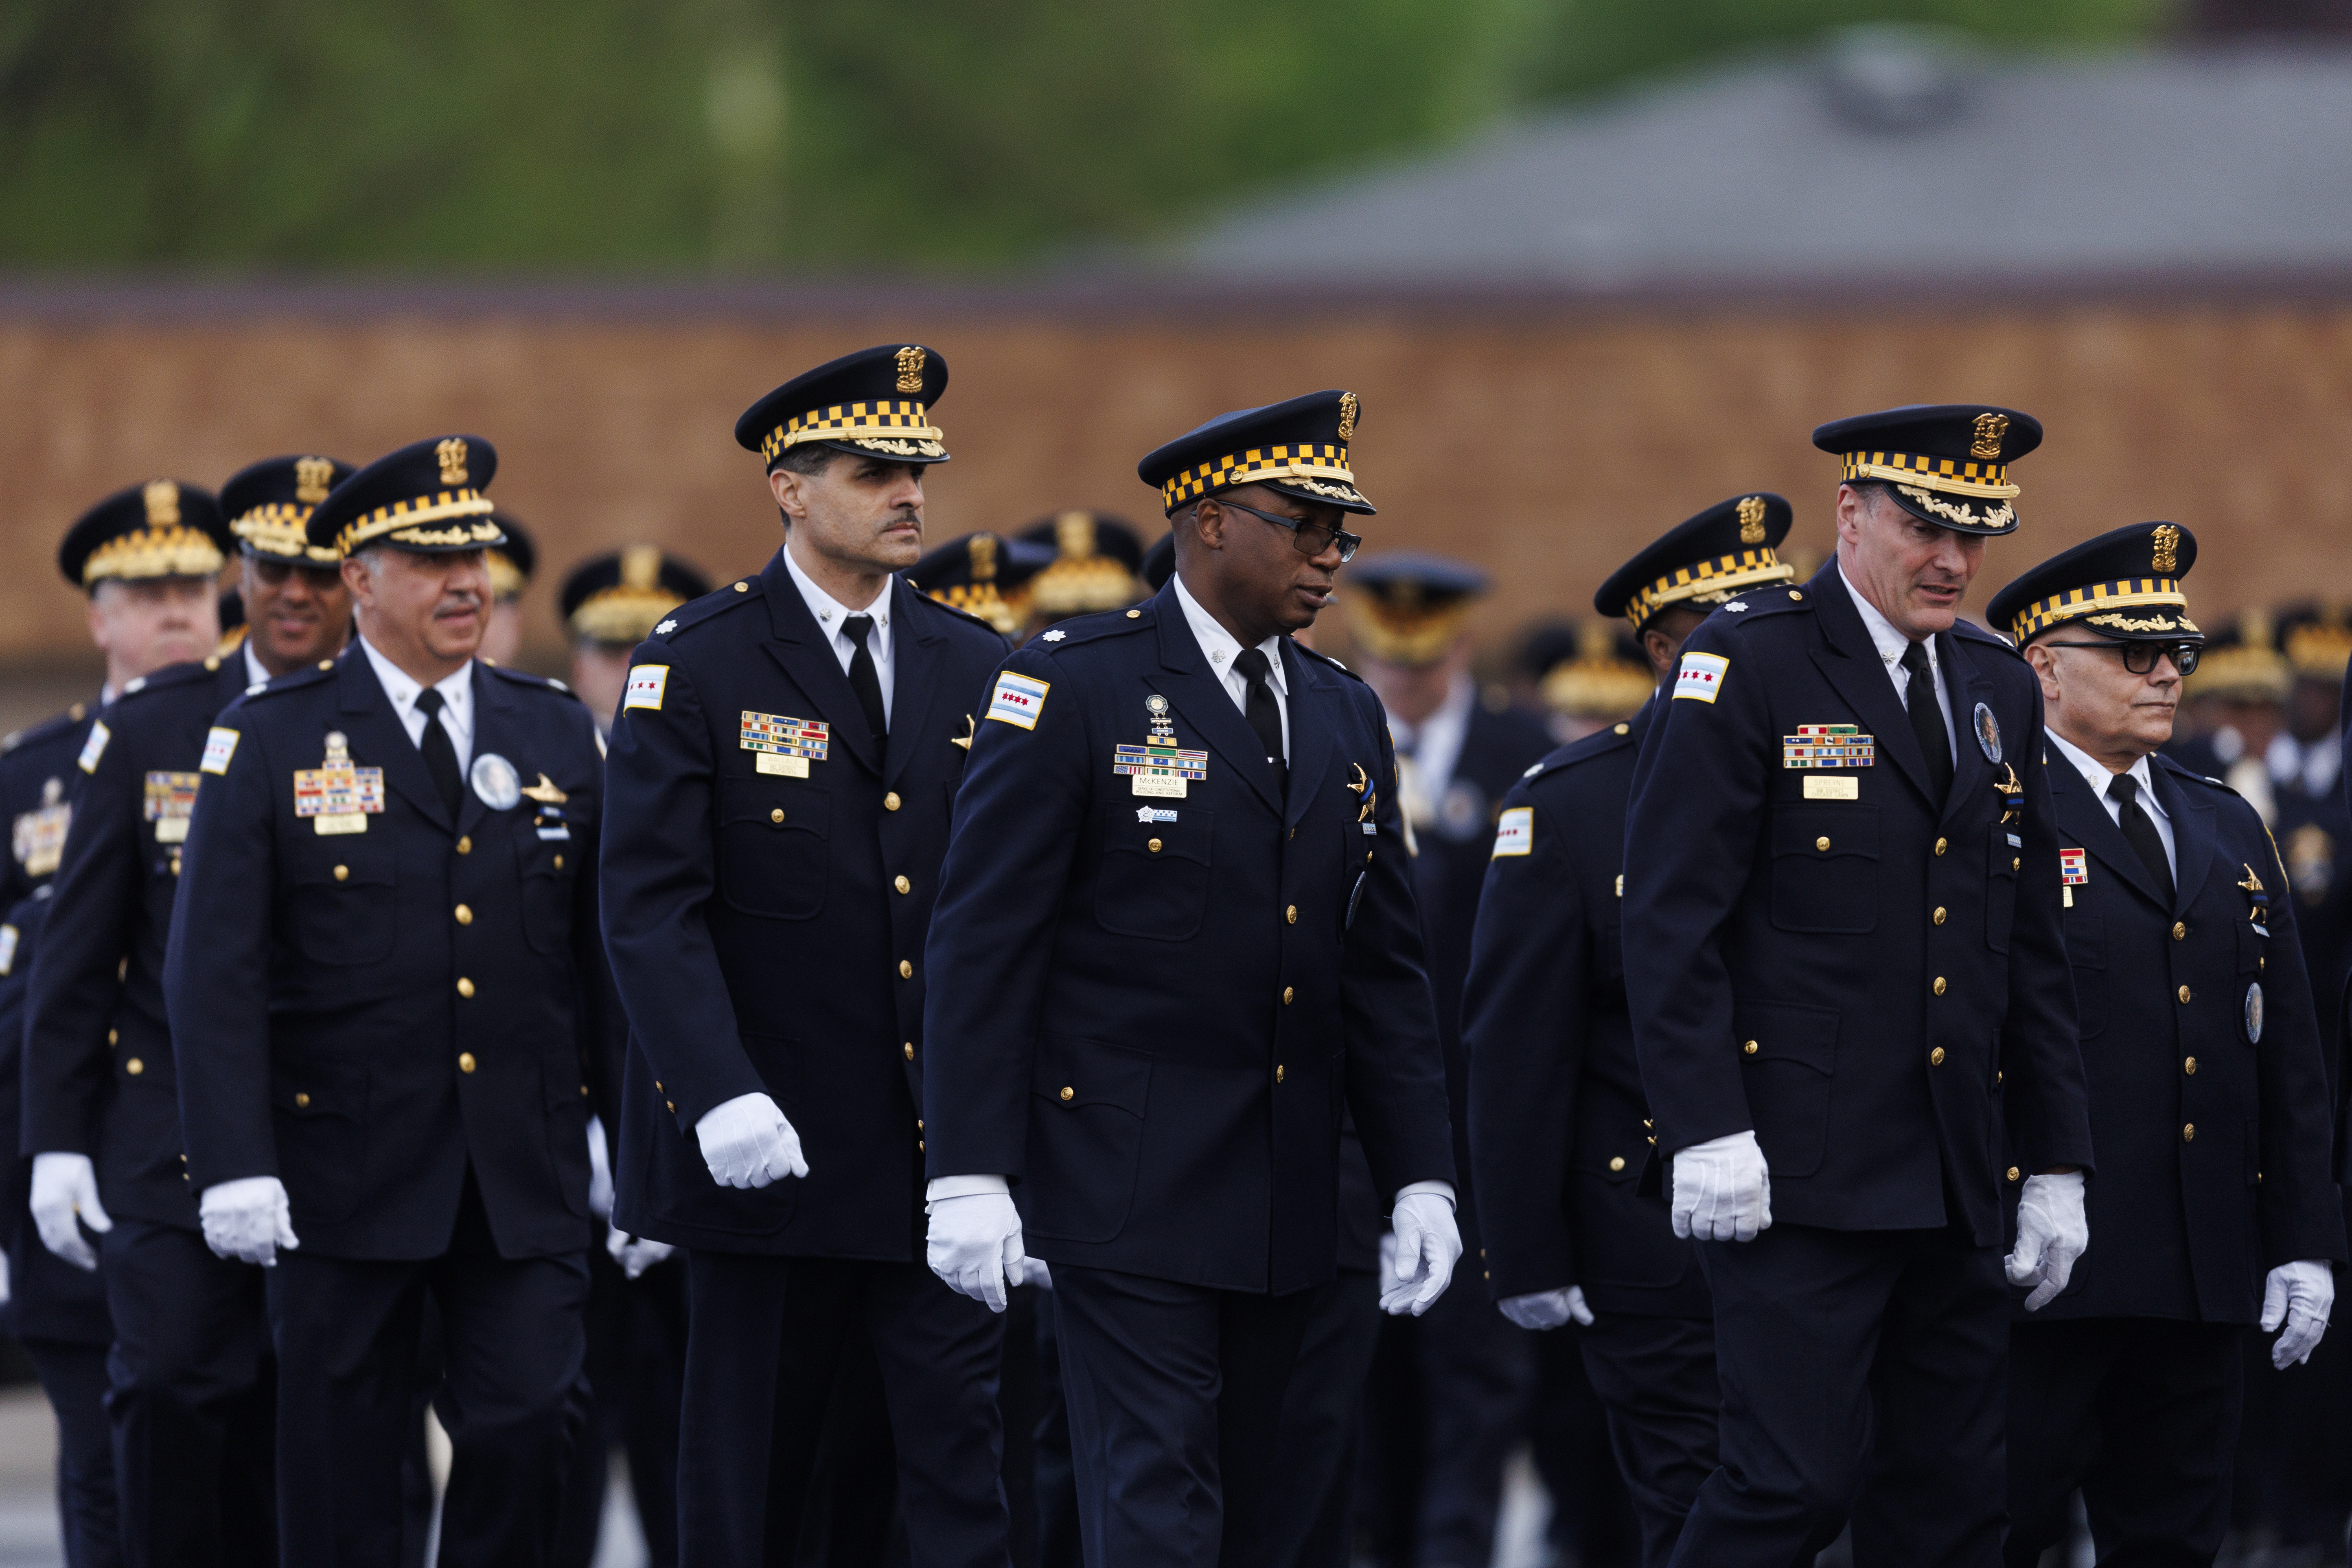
1233, 648, 1287, 793
1900, 639, 1954, 803
2107, 772, 2175, 906
841, 614, 887, 740
412, 687, 463, 821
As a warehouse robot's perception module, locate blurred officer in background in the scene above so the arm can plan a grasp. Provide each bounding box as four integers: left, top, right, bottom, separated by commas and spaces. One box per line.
1016, 510, 1144, 637
1982, 524, 2343, 1565
478, 509, 536, 668
909, 530, 1055, 642
1525, 621, 1657, 746
599, 345, 1015, 1568
26, 454, 353, 1568
1623, 407, 2092, 1564
558, 546, 712, 734
1469, 494, 1798, 1567
2168, 610, 2292, 824
922, 390, 1460, 1568
1340, 553, 1550, 1568
166, 435, 621, 1566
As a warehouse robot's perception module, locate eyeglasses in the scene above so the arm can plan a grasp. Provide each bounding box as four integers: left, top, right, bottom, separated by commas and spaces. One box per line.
250, 558, 345, 589
1210, 498, 1361, 563
2042, 639, 2201, 676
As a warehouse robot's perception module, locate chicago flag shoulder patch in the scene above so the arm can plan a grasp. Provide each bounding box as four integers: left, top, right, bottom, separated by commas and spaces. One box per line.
1673, 652, 1730, 703
623, 665, 669, 712
987, 671, 1050, 730
1491, 806, 1534, 858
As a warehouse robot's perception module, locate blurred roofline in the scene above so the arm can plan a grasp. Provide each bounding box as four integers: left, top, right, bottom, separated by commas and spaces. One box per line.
7, 267, 2352, 326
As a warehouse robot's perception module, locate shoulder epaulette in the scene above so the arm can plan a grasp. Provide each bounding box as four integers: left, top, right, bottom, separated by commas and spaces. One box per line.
241, 659, 339, 701
1026, 604, 1156, 655
2, 702, 90, 755
1952, 619, 2022, 656
118, 657, 226, 703
1293, 640, 1363, 683
482, 661, 585, 703
1521, 720, 1639, 786
2156, 753, 2240, 797
646, 577, 764, 645
1710, 588, 1815, 629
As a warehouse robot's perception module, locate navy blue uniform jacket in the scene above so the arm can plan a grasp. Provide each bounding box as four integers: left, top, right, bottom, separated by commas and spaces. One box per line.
1623, 565, 2092, 1246
24, 655, 251, 1226
2016, 751, 2342, 1321
600, 555, 1009, 1257
163, 649, 619, 1261
0, 703, 92, 915
920, 583, 1456, 1295
1465, 699, 1708, 1317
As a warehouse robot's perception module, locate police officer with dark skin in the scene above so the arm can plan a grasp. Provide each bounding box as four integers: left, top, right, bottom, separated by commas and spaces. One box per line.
920, 391, 1461, 1568
25, 455, 355, 1568
598, 346, 1018, 1568
1623, 407, 2095, 1565
1467, 494, 1800, 1568
164, 435, 621, 1567
1980, 524, 2343, 1566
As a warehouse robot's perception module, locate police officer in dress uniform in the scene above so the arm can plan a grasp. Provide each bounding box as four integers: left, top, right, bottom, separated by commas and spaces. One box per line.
1979, 524, 2344, 1565
1622, 407, 2094, 1564
164, 435, 621, 1567
26, 454, 356, 1568
909, 531, 1056, 642
598, 345, 1017, 1568
1338, 554, 1551, 1568
1468, 495, 1800, 1568
558, 546, 712, 735
920, 390, 1461, 1568
1015, 511, 1145, 637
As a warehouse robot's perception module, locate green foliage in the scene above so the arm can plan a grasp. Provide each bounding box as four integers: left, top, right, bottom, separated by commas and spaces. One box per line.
0, 0, 2164, 269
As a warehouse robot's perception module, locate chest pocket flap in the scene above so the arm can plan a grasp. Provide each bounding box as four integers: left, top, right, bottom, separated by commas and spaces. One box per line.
1769, 804, 1880, 935
1096, 808, 1213, 942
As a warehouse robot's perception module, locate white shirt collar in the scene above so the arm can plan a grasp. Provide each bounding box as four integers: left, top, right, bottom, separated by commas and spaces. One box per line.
1839, 561, 1936, 675
1172, 573, 1287, 696
2045, 725, 2166, 819
357, 635, 474, 765
782, 542, 891, 645
241, 637, 272, 692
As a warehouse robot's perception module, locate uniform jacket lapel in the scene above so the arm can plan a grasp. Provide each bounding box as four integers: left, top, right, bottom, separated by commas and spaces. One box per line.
452, 664, 516, 842
1937, 631, 1993, 824
1805, 565, 1938, 808
2047, 749, 2166, 908
336, 651, 451, 832
883, 576, 946, 789
1279, 638, 1337, 828
2153, 761, 2218, 918
756, 549, 883, 780
1146, 585, 1284, 818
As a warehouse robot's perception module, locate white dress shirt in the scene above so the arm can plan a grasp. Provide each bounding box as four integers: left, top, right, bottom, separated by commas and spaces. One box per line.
242, 638, 272, 692
784, 545, 894, 726
2046, 727, 2177, 877
1172, 574, 1289, 760
1389, 672, 1474, 826
1840, 564, 1955, 764
358, 636, 475, 773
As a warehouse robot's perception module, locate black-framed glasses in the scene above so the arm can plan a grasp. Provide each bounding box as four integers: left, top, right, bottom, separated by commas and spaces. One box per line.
1211, 498, 1362, 563
249, 557, 344, 589
2042, 639, 2201, 676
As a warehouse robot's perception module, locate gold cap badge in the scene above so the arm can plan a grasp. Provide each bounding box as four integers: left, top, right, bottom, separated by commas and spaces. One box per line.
2150, 524, 2179, 575
1737, 495, 1767, 545
969, 533, 997, 582
142, 480, 180, 528
620, 543, 662, 591
294, 457, 336, 506
436, 438, 468, 487
1970, 413, 2009, 461
1337, 392, 1359, 442
895, 346, 926, 394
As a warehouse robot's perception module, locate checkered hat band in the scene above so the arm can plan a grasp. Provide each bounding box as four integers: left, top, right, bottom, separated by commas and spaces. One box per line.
1625, 549, 1794, 628
1842, 452, 2017, 499
1159, 445, 1354, 508
82, 526, 227, 585
335, 490, 497, 554
2011, 580, 2188, 642
761, 402, 942, 460
233, 504, 341, 563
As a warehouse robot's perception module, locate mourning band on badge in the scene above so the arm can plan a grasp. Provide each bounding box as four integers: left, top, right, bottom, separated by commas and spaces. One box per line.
471, 752, 522, 811
1974, 703, 2002, 764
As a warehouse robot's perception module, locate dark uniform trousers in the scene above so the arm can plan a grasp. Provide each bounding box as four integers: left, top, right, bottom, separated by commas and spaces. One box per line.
25, 657, 280, 1568
920, 587, 1457, 1568
0, 708, 122, 1568
1998, 752, 2344, 1567
598, 558, 1017, 1568
1621, 567, 2092, 1568
164, 650, 621, 1568
1463, 701, 1716, 1568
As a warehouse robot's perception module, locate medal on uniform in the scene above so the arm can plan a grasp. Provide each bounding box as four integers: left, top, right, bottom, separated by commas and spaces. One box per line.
144, 771, 201, 844
470, 752, 521, 811
293, 731, 385, 836
13, 776, 70, 876
2238, 862, 2271, 936
1994, 763, 2023, 824
740, 711, 829, 777
2060, 847, 2087, 907
1783, 725, 1873, 799
1973, 702, 2003, 764
1114, 695, 1207, 799
520, 771, 572, 839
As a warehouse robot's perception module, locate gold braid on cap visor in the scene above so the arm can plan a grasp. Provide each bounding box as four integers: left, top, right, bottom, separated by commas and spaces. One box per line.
1159, 444, 1365, 511
83, 526, 226, 585
928, 584, 1021, 636
232, 504, 342, 565
758, 401, 946, 462
2008, 579, 2195, 643
570, 586, 688, 646
1342, 596, 1470, 668
1622, 548, 1795, 630
334, 489, 503, 555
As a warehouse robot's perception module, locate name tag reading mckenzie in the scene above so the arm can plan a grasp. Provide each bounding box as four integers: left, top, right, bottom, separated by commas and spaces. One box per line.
740, 712, 830, 777
293, 731, 385, 836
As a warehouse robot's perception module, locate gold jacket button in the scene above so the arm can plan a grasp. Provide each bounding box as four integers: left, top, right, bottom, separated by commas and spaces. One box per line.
1148, 838, 1162, 853
1126, 609, 1142, 619
917, 1140, 925, 1151
903, 1043, 915, 1060
459, 1053, 477, 1074
126, 1058, 144, 1075
734, 581, 749, 593
1815, 836, 1831, 852
454, 904, 473, 925
2177, 985, 2192, 1004
895, 875, 912, 894
1930, 1047, 1946, 1065
553, 854, 563, 870
899, 959, 914, 979
1934, 837, 1949, 856
108, 1029, 118, 1046
580, 1084, 589, 1096
1933, 977, 1947, 996
2006, 1166, 2021, 1182
2183, 1122, 2195, 1141
456, 977, 475, 998
1285, 905, 1298, 924
1275, 1064, 1285, 1084
456, 836, 472, 854
1060, 1086, 1074, 1102
666, 1100, 675, 1112
295, 1092, 311, 1108
318, 660, 334, 671
2172, 922, 2186, 940
1614, 723, 1629, 736
1608, 1156, 1626, 1172
1933, 907, 1947, 924
1282, 986, 1294, 1005
771, 808, 785, 824
2184, 1056, 2198, 1075
1743, 1040, 1759, 1055
2013, 856, 2021, 872
655, 1081, 662, 1091
333, 865, 349, 882
884, 792, 902, 811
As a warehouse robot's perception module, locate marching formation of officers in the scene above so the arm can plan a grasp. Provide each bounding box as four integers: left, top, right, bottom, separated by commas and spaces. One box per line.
0, 340, 2345, 1568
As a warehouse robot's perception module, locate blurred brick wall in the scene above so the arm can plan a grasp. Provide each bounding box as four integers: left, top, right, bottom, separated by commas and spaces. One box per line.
2, 287, 2348, 685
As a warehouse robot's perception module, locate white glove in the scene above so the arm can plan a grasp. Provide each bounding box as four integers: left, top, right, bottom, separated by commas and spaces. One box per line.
694, 1092, 808, 1190
1671, 1130, 1772, 1242
1500, 1285, 1593, 1330
198, 1176, 299, 1268
586, 1117, 615, 1221
925, 1190, 1026, 1313
1381, 1191, 1463, 1316
2005, 1170, 2087, 1310
2262, 1260, 2334, 1369
28, 1152, 113, 1271
605, 1222, 675, 1281
1016, 1257, 1053, 1290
